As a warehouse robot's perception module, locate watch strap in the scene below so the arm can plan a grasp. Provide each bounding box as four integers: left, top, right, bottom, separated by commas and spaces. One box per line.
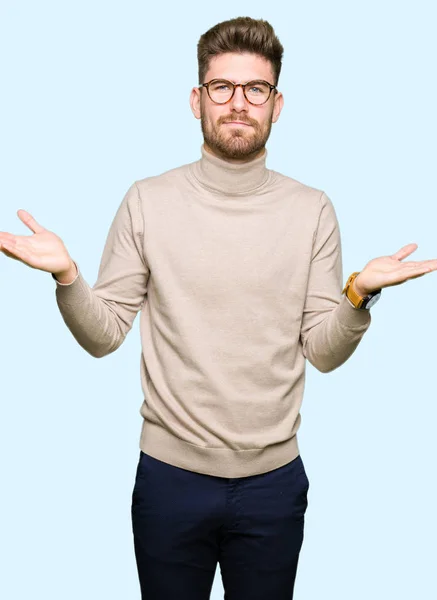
342, 272, 365, 309
342, 271, 381, 310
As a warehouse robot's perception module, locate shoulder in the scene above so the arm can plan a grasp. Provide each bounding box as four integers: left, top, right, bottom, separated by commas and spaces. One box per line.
269, 169, 331, 211
134, 161, 192, 197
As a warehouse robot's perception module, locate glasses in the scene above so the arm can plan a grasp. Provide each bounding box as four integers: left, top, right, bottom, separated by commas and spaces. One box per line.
200, 79, 277, 106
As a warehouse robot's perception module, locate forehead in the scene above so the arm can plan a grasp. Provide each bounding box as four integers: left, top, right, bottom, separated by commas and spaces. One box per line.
205, 52, 274, 83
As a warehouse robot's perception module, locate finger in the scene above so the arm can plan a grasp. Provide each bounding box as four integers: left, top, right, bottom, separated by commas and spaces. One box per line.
403, 259, 437, 272
1, 240, 32, 262
17, 209, 45, 234
399, 259, 437, 270
378, 263, 433, 288
391, 243, 418, 261
419, 260, 437, 271
398, 264, 437, 284
0, 242, 21, 262
403, 266, 437, 282
0, 232, 16, 243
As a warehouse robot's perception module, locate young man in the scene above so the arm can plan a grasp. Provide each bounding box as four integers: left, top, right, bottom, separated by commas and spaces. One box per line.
1, 16, 436, 600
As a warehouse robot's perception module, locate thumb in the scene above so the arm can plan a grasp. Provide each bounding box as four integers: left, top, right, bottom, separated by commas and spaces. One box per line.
391, 243, 418, 261
17, 209, 46, 234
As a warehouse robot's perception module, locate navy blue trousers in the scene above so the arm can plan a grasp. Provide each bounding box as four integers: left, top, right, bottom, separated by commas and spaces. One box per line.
131, 450, 309, 599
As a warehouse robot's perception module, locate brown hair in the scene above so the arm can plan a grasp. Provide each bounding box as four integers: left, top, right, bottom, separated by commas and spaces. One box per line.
197, 17, 284, 86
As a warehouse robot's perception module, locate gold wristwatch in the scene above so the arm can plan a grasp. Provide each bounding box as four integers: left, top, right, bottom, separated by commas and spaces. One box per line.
342, 272, 382, 310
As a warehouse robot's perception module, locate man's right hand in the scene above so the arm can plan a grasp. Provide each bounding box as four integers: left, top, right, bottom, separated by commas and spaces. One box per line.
0, 209, 77, 282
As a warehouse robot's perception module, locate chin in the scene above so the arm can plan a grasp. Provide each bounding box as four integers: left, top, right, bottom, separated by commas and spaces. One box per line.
220, 144, 261, 160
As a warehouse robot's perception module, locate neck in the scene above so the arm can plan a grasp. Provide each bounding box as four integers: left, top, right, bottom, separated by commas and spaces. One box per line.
190, 143, 270, 196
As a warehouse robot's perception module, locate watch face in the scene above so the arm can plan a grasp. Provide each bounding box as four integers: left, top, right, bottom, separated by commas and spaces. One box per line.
364, 292, 381, 309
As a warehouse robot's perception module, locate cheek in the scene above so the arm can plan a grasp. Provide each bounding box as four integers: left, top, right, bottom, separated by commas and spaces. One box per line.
200, 103, 216, 123
208, 108, 228, 128
260, 108, 274, 127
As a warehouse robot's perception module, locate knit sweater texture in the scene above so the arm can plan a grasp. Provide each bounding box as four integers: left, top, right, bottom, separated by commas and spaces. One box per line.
53, 145, 371, 478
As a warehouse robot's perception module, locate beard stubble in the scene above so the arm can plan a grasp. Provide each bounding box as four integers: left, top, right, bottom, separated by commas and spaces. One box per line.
200, 105, 274, 161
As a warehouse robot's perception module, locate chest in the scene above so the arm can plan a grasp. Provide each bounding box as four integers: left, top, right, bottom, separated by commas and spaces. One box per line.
143, 197, 317, 304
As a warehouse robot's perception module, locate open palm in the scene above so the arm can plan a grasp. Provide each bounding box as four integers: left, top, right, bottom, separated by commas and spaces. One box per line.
355, 243, 437, 296
0, 209, 72, 274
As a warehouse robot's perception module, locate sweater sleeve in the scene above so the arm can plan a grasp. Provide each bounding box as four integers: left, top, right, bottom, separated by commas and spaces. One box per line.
299, 192, 371, 373
52, 182, 150, 358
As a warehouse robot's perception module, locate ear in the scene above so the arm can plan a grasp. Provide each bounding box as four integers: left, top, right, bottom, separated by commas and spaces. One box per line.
271, 92, 284, 124
190, 86, 202, 120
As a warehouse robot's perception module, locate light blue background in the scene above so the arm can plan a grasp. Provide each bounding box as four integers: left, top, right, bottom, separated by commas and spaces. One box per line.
1, 1, 436, 598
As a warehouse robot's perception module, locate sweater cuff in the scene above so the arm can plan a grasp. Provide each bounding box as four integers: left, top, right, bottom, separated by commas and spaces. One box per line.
52, 262, 89, 305
51, 260, 80, 286
336, 293, 372, 328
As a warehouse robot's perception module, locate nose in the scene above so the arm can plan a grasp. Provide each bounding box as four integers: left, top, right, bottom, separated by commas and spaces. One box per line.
229, 84, 249, 112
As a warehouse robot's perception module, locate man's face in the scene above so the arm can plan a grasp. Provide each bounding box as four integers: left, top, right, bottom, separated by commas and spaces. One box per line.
190, 52, 284, 162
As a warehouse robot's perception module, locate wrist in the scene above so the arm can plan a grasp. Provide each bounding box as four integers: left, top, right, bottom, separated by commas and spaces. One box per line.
54, 260, 77, 284
352, 276, 369, 298
342, 271, 382, 310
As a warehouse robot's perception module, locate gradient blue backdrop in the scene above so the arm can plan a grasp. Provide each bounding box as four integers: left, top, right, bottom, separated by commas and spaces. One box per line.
1, 1, 436, 599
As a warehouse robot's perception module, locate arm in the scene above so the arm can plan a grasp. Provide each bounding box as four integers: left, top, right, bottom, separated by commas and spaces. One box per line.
300, 192, 371, 373
53, 183, 150, 358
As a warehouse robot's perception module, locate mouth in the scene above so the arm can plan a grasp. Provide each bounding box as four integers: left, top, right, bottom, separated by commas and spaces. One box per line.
224, 121, 252, 126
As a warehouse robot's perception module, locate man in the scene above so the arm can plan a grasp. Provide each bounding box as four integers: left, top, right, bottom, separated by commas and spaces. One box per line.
1, 16, 436, 600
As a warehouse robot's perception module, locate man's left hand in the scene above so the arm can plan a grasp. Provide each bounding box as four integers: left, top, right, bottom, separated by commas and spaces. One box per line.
353, 243, 437, 297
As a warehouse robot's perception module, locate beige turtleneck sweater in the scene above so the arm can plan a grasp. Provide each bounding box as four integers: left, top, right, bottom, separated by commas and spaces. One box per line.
53, 145, 371, 478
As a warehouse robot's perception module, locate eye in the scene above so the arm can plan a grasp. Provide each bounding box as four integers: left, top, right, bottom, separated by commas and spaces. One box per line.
210, 80, 232, 92
247, 81, 269, 94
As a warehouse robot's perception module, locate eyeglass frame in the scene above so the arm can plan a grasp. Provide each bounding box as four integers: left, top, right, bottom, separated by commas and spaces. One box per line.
199, 78, 278, 106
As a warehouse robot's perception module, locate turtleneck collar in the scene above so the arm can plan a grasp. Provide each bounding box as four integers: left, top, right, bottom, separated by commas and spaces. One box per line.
189, 144, 271, 196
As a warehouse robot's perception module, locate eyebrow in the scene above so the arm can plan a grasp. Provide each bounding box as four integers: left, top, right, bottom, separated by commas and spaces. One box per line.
221, 79, 265, 84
